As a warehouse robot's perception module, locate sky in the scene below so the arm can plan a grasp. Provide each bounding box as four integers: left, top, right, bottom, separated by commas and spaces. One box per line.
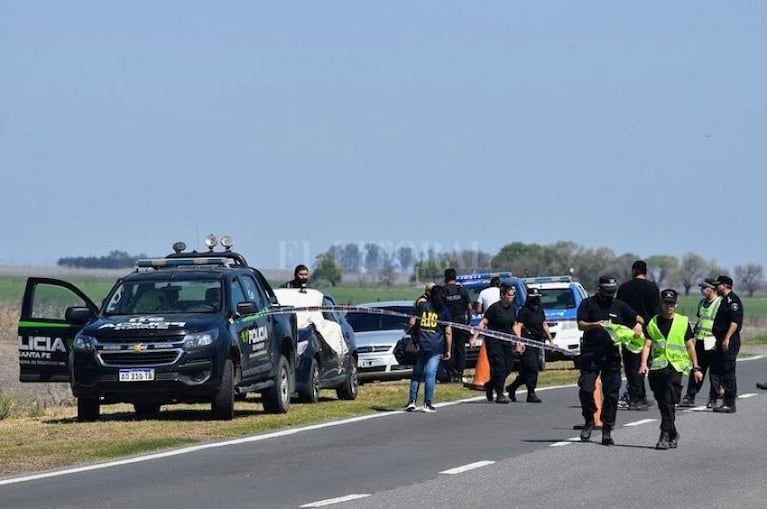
2, 2, 765, 273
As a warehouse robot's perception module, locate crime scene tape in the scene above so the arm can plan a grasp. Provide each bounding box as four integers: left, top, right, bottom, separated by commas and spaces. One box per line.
258, 305, 574, 357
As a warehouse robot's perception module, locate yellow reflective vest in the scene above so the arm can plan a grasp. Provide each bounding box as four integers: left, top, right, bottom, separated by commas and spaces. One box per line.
694, 296, 721, 341
604, 321, 645, 354
647, 313, 691, 373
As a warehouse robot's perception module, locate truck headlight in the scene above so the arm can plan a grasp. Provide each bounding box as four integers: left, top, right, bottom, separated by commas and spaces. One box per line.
562, 321, 578, 330
184, 330, 219, 349
74, 334, 97, 351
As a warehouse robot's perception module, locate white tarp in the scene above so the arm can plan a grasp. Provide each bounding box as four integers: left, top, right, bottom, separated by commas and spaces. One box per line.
274, 288, 348, 359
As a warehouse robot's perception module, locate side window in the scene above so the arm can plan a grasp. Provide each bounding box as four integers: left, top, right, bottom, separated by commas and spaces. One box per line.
230, 278, 247, 309
240, 275, 268, 310
322, 296, 337, 322
31, 284, 90, 320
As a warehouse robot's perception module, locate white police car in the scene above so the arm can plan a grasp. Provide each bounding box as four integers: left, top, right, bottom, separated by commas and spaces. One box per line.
522, 276, 587, 368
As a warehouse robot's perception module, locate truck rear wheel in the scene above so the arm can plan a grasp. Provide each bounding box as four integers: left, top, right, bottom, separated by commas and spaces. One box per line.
133, 402, 161, 417
211, 359, 235, 420
262, 355, 291, 414
77, 397, 100, 422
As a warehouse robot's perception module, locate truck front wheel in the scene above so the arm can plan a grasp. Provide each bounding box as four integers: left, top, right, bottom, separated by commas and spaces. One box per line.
77, 397, 100, 422
211, 359, 235, 420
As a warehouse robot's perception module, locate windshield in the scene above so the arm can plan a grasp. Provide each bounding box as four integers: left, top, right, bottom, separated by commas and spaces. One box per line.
539, 288, 575, 309
104, 279, 223, 315
345, 306, 412, 332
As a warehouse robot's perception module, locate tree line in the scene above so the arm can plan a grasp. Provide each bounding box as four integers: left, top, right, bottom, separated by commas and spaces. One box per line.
57, 250, 146, 270
312, 241, 765, 296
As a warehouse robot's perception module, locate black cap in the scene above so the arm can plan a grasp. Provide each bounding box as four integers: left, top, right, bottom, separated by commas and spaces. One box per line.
698, 277, 718, 289
714, 275, 733, 287
661, 288, 678, 303
527, 287, 542, 298
598, 276, 618, 291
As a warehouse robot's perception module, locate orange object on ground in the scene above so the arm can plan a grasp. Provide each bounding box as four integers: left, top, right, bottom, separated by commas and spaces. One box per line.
463, 341, 490, 390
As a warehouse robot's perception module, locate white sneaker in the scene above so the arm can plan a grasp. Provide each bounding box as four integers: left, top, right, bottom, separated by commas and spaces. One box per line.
404, 401, 417, 412
422, 403, 436, 413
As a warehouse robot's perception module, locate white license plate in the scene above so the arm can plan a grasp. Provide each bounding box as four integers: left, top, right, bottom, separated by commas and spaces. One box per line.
119, 369, 155, 382
361, 358, 385, 368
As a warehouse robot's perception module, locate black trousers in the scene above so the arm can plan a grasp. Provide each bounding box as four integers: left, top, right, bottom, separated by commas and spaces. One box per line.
710, 335, 740, 405
485, 337, 516, 397
509, 345, 540, 391
685, 340, 718, 400
621, 346, 647, 402
578, 345, 622, 427
450, 327, 469, 379
649, 365, 683, 436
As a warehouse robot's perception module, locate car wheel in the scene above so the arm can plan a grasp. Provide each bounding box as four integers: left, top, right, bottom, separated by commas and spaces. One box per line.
133, 402, 161, 417
298, 359, 320, 403
262, 355, 291, 414
211, 358, 235, 420
336, 357, 359, 401
77, 397, 100, 422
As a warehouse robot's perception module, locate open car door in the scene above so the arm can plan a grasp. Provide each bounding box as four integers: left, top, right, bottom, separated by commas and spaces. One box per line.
18, 277, 98, 382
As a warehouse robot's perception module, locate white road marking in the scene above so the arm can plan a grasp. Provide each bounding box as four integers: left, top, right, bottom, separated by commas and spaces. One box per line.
740, 355, 764, 361
439, 461, 495, 475
738, 393, 757, 399
300, 494, 371, 507
550, 437, 581, 447
622, 418, 657, 427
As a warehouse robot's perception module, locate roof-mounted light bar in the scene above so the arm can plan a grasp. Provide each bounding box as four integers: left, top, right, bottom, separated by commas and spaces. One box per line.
137, 257, 232, 269
522, 275, 573, 284
456, 271, 513, 282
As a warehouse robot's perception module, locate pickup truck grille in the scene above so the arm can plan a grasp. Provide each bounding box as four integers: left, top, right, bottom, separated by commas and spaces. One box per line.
357, 345, 391, 354
98, 350, 182, 367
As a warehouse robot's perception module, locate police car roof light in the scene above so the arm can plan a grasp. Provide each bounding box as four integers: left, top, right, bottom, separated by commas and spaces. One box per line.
136, 257, 232, 269
456, 271, 513, 281
522, 276, 573, 284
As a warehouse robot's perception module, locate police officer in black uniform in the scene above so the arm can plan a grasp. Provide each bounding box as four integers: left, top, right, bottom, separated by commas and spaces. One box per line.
283, 264, 310, 289
470, 283, 518, 403
710, 275, 744, 413
507, 287, 553, 403
577, 276, 643, 445
444, 268, 473, 382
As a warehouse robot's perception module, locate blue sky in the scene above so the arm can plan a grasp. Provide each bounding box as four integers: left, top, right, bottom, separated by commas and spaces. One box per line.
2, 2, 765, 272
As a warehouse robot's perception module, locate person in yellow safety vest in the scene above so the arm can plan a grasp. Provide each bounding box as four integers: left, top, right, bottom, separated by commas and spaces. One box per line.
678, 278, 722, 408
639, 289, 703, 450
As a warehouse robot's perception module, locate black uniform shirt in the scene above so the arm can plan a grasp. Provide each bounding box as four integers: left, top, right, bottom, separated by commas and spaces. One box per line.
616, 278, 661, 323
577, 295, 638, 349
445, 283, 471, 324
516, 304, 547, 339
484, 301, 517, 334
712, 291, 744, 337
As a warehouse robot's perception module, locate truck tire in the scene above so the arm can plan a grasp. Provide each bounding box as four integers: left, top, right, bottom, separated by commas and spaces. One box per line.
77, 397, 100, 422
133, 402, 161, 417
262, 355, 291, 414
211, 359, 235, 420
336, 357, 359, 401
298, 359, 320, 403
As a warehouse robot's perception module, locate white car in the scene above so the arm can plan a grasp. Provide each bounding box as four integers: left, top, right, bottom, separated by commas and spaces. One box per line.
344, 301, 414, 382
522, 276, 588, 368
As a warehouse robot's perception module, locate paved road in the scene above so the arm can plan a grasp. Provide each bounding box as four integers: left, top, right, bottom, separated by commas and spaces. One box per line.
2, 355, 766, 509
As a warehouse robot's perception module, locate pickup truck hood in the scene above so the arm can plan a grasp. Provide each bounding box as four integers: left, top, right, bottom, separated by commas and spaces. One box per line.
82, 314, 222, 339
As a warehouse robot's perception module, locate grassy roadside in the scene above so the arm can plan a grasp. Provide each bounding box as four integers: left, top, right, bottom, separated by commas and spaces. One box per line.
0, 363, 579, 478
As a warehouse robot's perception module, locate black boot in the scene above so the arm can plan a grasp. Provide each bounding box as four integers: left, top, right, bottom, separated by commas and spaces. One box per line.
580, 422, 594, 442
656, 431, 670, 450
601, 424, 614, 446
526, 391, 542, 403
505, 380, 520, 402
713, 401, 737, 413
669, 431, 679, 449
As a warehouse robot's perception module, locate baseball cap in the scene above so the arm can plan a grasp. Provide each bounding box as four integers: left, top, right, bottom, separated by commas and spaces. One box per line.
527, 287, 542, 298
714, 275, 734, 287
598, 276, 618, 292
661, 288, 678, 303
698, 277, 718, 289
424, 282, 436, 294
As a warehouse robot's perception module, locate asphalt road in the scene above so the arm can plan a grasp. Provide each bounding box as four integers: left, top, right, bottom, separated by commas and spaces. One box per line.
2, 355, 766, 509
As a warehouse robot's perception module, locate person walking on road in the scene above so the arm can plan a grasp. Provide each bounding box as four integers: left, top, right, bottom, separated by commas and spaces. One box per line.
577, 276, 643, 445
470, 284, 518, 404
639, 289, 702, 450
710, 275, 744, 414
616, 260, 660, 410
678, 278, 722, 408
507, 287, 552, 403
404, 285, 452, 413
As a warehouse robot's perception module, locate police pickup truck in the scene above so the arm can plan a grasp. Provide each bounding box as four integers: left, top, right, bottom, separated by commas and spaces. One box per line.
17, 236, 297, 421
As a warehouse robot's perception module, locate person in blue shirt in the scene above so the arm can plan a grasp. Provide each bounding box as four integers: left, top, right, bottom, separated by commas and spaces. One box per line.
404, 285, 453, 413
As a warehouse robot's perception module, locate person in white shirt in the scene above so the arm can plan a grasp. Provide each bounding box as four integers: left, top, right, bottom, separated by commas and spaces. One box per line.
476, 276, 502, 315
